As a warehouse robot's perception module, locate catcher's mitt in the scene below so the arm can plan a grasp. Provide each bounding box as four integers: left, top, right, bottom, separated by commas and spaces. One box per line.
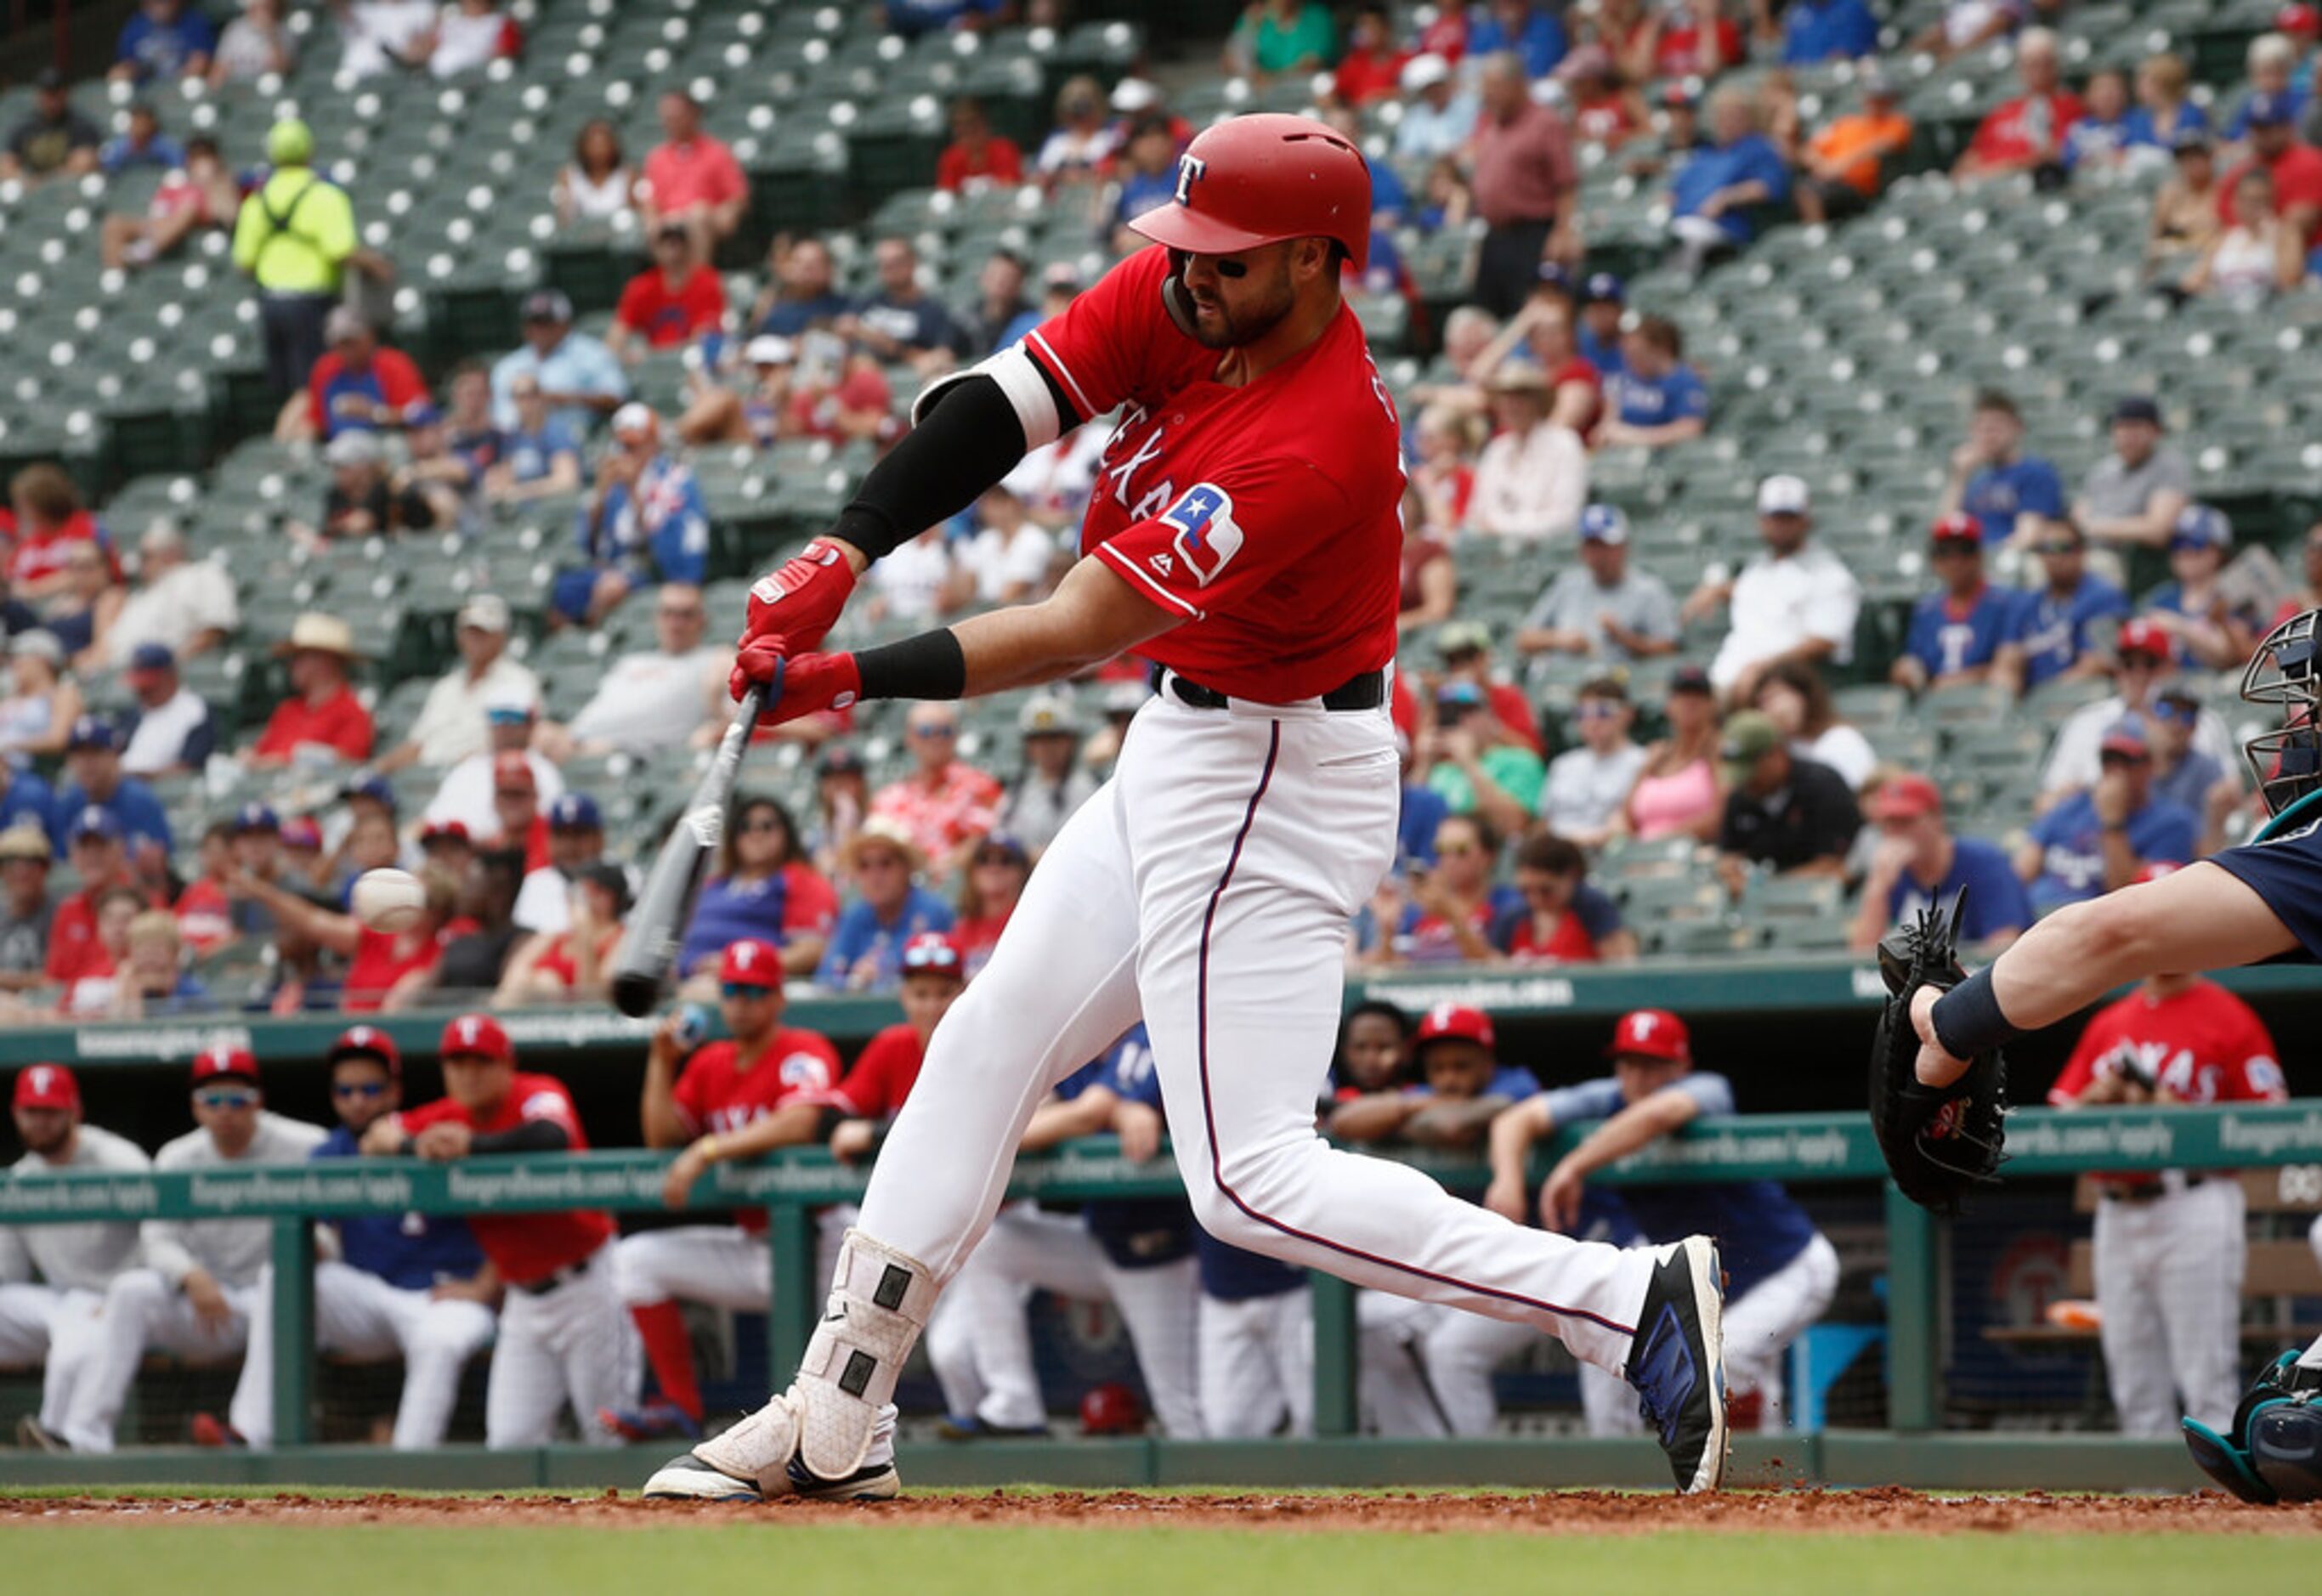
1868, 890, 2007, 1214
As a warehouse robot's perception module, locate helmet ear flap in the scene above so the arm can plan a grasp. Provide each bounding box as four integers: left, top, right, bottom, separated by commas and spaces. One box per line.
1160, 253, 1202, 339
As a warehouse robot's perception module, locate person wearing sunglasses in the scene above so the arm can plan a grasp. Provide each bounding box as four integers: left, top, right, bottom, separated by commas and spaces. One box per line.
604, 938, 845, 1444
1542, 675, 1648, 849
2020, 719, 2199, 915
226, 1027, 497, 1452
2147, 685, 2251, 856
59, 1048, 326, 1452
675, 795, 840, 988
869, 702, 1002, 886
1993, 518, 2132, 698
2039, 618, 2240, 808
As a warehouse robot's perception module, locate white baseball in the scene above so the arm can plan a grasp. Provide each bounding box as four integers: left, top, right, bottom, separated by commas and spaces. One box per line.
352, 868, 427, 934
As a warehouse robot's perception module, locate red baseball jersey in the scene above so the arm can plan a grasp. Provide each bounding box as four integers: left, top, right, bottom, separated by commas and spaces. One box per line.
1023, 245, 1404, 702
673, 1027, 846, 1136
399, 1073, 614, 1284
835, 1022, 928, 1120
2048, 979, 2285, 1108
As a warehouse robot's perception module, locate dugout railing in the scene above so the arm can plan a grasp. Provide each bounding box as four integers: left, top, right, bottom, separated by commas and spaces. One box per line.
4, 1101, 2322, 1490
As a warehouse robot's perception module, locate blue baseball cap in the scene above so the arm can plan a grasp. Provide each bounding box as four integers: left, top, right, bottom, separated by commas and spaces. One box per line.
1533, 261, 1574, 292
1579, 504, 1629, 545
68, 805, 122, 844
547, 792, 602, 832
2245, 91, 2297, 129
65, 716, 120, 753
404, 401, 443, 427
2170, 504, 2233, 552
232, 802, 280, 835
126, 642, 176, 675
1581, 273, 1624, 306
1436, 679, 1487, 710
340, 773, 396, 810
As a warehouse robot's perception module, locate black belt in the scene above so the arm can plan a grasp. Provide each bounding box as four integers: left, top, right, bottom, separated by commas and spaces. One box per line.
511, 1251, 598, 1296
1153, 665, 1385, 712
2098, 1174, 2208, 1204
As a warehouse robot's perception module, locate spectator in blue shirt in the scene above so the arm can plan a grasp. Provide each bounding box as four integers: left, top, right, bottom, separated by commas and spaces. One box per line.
2143, 503, 2263, 671
750, 236, 852, 339
1599, 314, 1709, 448
1466, 1, 1568, 79
112, 0, 218, 83
1943, 388, 2064, 546
1996, 520, 2130, 694
835, 235, 966, 380
1849, 773, 2033, 954
2018, 720, 2197, 913
0, 759, 53, 844
1775, 0, 1880, 65
1576, 273, 1625, 375
1668, 87, 1793, 274
2062, 69, 2145, 173
818, 819, 956, 992
50, 716, 172, 862
2225, 33, 2310, 141
2146, 685, 2236, 838
490, 290, 629, 437
99, 102, 184, 174
2132, 53, 2211, 150
484, 372, 584, 505
1107, 115, 1182, 253
554, 405, 708, 628
1893, 516, 2020, 692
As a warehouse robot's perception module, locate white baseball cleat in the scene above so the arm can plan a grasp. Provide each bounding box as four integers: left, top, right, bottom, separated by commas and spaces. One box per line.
641, 1452, 902, 1503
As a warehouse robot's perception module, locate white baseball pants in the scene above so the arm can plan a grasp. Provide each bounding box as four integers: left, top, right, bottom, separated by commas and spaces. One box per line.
1198, 1287, 1311, 1439
0, 1282, 106, 1438
612, 1212, 848, 1313
855, 692, 1656, 1377
233, 1262, 497, 1450
484, 1248, 631, 1448
1721, 1233, 1840, 1429
2094, 1177, 2246, 1435
61, 1267, 262, 1452
924, 1203, 1201, 1436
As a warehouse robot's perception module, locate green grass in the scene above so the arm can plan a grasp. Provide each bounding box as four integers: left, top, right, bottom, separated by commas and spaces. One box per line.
1, 1522, 2312, 1596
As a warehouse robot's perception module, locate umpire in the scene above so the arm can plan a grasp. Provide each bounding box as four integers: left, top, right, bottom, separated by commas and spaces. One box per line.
232, 118, 358, 399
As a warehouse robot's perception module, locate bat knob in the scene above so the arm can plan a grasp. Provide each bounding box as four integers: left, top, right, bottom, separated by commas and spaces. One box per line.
609, 970, 664, 1019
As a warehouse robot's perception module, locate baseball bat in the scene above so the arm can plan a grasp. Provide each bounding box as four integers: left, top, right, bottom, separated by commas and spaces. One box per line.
608, 666, 776, 1017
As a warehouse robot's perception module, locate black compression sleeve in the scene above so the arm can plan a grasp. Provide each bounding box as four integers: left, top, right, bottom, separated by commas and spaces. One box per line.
834, 365, 1082, 562
469, 1120, 573, 1156
856, 628, 968, 702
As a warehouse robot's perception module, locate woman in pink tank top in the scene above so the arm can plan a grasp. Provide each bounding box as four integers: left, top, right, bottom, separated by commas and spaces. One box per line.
1620, 667, 1726, 842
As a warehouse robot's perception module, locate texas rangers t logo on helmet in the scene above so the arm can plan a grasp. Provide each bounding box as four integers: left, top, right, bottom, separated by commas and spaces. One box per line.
1158, 483, 1244, 586
1174, 154, 1207, 206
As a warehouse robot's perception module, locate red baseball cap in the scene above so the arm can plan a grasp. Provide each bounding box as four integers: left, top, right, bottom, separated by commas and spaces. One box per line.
1868, 773, 1944, 822
899, 931, 964, 976
492, 750, 536, 793
2116, 618, 2175, 662
327, 1023, 401, 1075
191, 1046, 260, 1086
12, 1061, 78, 1111
439, 1012, 513, 1063
2278, 4, 2319, 36
719, 937, 784, 989
280, 816, 323, 851
419, 818, 470, 844
1928, 513, 1981, 546
1414, 1003, 1496, 1052
1606, 1009, 1690, 1062
2099, 718, 2153, 761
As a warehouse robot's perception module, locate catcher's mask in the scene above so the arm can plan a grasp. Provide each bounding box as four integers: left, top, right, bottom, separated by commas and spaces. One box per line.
2240, 608, 2322, 815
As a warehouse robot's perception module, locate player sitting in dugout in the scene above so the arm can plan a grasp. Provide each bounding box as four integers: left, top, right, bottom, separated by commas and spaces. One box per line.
1488, 1010, 1838, 1431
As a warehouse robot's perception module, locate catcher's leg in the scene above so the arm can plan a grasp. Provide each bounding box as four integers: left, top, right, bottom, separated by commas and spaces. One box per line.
1914, 864, 2298, 1088
644, 782, 1145, 1501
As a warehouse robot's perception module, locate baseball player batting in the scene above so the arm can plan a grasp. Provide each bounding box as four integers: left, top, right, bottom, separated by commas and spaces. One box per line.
1891, 605, 2322, 1503
643, 113, 1727, 1503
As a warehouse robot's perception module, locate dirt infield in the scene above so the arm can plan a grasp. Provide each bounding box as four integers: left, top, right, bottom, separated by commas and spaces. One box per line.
4, 1488, 2319, 1535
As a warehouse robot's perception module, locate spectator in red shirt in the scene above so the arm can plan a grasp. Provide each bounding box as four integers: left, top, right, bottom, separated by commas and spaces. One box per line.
1492, 832, 1637, 963
609, 224, 728, 363
44, 806, 140, 986
934, 96, 1024, 194
638, 88, 746, 257
1956, 29, 2084, 184
2219, 92, 2322, 252
1465, 52, 1582, 315
1328, 4, 1410, 105
869, 701, 1001, 880
1436, 620, 1543, 755
496, 860, 627, 1007
297, 307, 430, 444
246, 613, 375, 768
1646, 0, 1742, 78
229, 858, 455, 1010
786, 352, 895, 444
949, 833, 1028, 978
5, 464, 113, 603
828, 931, 964, 1163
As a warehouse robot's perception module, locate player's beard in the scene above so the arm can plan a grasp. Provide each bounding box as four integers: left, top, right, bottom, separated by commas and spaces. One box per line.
1189, 267, 1296, 350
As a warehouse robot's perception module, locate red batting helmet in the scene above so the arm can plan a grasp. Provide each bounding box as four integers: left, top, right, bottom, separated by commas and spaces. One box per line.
1606, 1010, 1691, 1063
1414, 1003, 1496, 1052
1128, 113, 1372, 272
440, 1012, 513, 1064
328, 1023, 402, 1076
13, 1062, 78, 1111
1079, 1380, 1147, 1436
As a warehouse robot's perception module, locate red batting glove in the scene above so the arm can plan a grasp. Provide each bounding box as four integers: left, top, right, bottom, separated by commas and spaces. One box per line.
741, 539, 858, 658
731, 639, 862, 726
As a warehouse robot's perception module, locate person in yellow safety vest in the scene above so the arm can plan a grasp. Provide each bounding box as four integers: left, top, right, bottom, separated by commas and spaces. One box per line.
231, 118, 392, 399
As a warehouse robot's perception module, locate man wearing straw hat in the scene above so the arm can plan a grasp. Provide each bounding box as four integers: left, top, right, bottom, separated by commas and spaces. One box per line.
246, 613, 375, 768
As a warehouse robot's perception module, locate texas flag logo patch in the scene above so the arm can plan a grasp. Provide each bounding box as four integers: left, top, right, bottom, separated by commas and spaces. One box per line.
1159, 483, 1244, 587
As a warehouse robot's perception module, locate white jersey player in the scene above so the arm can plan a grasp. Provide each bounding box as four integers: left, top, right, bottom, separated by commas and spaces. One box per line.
646, 116, 1726, 1503
60, 1048, 328, 1452
1, 1064, 150, 1453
